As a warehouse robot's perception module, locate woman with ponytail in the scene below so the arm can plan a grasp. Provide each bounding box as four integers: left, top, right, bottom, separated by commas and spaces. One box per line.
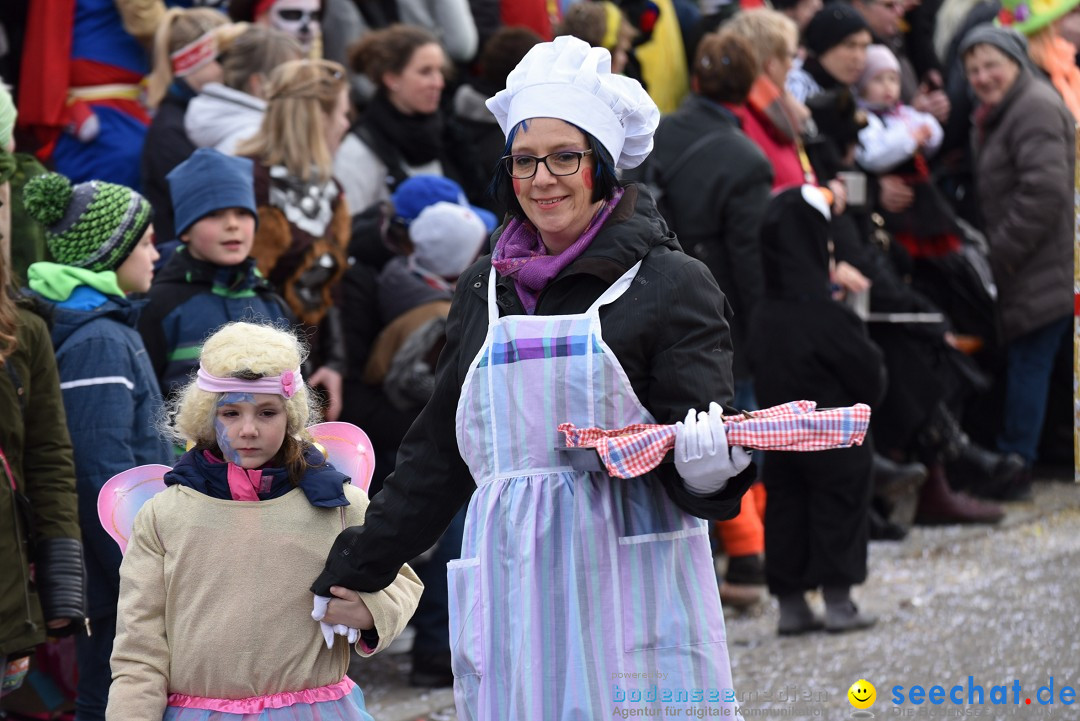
236, 59, 352, 422
141, 7, 233, 243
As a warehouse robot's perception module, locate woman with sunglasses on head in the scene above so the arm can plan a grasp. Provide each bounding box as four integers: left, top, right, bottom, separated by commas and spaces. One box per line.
236, 59, 352, 422
313, 36, 756, 720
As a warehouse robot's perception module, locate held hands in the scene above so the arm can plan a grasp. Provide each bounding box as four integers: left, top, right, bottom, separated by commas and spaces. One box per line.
674, 402, 752, 496
312, 586, 374, 649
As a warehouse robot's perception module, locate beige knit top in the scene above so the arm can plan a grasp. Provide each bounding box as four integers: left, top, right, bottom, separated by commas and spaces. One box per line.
106, 482, 422, 720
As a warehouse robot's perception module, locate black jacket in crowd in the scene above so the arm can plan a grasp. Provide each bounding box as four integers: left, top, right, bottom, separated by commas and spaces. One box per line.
647, 93, 773, 382
140, 81, 199, 243
748, 188, 886, 592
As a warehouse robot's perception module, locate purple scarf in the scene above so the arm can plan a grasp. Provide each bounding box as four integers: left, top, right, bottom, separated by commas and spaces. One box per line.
491, 188, 624, 314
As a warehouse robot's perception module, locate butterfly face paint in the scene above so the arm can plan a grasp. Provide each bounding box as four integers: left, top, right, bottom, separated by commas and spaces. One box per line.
214, 392, 288, 469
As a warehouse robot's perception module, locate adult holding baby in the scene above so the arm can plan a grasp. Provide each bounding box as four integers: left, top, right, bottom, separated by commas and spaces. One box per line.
312, 35, 756, 720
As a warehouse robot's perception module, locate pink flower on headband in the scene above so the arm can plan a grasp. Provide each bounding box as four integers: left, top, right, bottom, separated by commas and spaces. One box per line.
281, 370, 296, 398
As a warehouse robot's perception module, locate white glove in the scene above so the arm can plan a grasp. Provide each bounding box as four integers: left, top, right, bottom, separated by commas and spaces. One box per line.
312, 595, 336, 649
313, 595, 362, 648
675, 402, 752, 495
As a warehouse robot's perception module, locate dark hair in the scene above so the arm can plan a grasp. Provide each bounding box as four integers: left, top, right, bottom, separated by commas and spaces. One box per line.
487, 120, 620, 220
349, 24, 441, 91
479, 26, 544, 94
694, 30, 759, 105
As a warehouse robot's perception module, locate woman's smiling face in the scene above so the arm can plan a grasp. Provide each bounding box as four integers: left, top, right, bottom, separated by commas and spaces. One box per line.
510, 117, 603, 255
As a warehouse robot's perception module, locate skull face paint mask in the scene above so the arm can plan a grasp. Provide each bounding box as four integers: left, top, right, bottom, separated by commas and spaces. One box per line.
269, 0, 321, 52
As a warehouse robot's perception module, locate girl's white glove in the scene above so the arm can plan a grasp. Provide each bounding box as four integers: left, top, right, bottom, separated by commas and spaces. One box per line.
675, 402, 752, 495
312, 595, 361, 648
312, 595, 336, 649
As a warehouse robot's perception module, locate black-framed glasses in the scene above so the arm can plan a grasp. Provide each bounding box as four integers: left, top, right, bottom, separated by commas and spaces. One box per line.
501, 150, 593, 179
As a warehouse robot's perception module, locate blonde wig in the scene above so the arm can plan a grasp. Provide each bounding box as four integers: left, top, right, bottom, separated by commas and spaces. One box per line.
235, 58, 346, 183
147, 7, 231, 108
167, 322, 319, 477
724, 8, 799, 71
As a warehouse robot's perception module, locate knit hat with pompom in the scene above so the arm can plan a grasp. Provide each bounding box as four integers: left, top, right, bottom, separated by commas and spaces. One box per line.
23, 173, 152, 272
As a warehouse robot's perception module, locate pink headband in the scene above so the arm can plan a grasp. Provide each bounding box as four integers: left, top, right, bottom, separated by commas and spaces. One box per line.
196, 366, 302, 398
171, 32, 218, 77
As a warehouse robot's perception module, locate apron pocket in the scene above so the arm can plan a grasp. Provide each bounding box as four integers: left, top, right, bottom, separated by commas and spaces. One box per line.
617, 524, 726, 653
447, 557, 484, 677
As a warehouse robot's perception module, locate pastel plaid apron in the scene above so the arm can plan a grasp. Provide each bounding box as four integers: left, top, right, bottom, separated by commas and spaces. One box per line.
451, 262, 743, 720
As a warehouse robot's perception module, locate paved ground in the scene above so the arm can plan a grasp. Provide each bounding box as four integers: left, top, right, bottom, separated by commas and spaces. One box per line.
348, 471, 1080, 721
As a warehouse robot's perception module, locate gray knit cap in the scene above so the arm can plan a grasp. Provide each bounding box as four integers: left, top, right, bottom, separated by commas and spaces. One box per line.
958, 24, 1030, 70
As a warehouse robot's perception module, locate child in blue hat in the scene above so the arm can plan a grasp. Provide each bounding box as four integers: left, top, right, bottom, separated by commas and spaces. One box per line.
138, 148, 294, 403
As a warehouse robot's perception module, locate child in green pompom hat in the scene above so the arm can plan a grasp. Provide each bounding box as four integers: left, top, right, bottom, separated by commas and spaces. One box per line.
21, 170, 173, 719
23, 172, 158, 293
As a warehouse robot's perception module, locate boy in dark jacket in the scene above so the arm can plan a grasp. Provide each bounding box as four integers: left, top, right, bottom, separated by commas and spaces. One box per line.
747, 185, 886, 636
22, 171, 173, 721
139, 148, 293, 401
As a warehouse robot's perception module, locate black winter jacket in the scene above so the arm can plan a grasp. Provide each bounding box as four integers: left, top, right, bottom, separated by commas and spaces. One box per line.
647, 94, 773, 381
313, 184, 756, 594
748, 188, 886, 413
140, 81, 198, 243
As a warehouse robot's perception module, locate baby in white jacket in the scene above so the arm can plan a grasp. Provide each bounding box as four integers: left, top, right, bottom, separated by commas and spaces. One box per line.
855, 45, 943, 173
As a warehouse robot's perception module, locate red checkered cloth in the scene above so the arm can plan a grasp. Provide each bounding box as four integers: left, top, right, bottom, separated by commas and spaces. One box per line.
558, 401, 871, 479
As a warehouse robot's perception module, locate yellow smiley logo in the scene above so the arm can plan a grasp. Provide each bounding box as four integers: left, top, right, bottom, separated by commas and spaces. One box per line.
848, 679, 876, 709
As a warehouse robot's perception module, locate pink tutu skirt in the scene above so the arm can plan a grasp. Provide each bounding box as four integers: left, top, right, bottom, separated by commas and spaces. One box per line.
162, 677, 373, 721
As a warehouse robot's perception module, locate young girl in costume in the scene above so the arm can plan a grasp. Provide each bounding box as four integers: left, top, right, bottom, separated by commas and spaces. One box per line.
106, 321, 422, 721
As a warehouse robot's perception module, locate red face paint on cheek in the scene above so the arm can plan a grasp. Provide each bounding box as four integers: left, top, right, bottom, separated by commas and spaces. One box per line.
582, 170, 594, 190
512, 177, 521, 194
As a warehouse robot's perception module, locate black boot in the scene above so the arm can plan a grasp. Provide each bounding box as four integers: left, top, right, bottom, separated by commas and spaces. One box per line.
920, 404, 1029, 500
868, 504, 907, 541
948, 441, 1029, 500
872, 453, 927, 506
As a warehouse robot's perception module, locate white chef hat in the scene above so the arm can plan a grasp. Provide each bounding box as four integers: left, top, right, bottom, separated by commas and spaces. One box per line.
410, 201, 489, 280
486, 36, 660, 170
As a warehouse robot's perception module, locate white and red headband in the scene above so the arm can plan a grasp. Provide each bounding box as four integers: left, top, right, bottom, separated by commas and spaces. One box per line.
171, 32, 218, 78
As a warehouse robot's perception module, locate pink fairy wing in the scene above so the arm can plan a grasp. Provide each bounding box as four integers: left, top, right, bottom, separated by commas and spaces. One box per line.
97, 465, 171, 554
309, 422, 376, 493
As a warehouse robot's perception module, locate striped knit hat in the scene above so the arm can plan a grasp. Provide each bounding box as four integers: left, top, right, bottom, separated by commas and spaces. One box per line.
23, 173, 152, 272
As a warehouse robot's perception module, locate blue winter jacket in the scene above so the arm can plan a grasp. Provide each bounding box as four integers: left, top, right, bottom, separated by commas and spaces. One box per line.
138, 246, 293, 400
36, 290, 173, 619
